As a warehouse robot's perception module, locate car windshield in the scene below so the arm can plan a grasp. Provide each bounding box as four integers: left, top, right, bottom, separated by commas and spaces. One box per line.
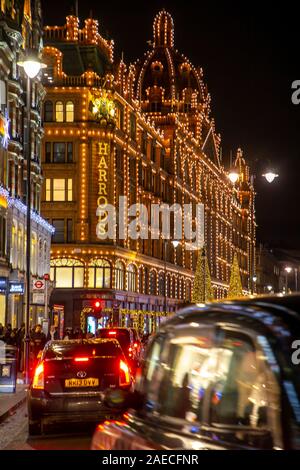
44, 339, 122, 360
96, 329, 130, 352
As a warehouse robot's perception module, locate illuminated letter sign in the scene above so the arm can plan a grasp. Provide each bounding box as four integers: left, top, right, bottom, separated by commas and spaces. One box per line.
96, 141, 110, 237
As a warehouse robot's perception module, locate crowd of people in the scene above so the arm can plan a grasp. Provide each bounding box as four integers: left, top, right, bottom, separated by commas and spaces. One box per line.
0, 321, 154, 374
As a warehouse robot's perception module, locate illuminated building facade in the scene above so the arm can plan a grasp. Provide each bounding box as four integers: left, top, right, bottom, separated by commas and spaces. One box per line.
0, 1, 53, 327
41, 11, 255, 333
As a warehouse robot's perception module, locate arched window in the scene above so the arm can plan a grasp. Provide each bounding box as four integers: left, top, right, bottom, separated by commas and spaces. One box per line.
37, 238, 43, 277
66, 101, 74, 122
44, 241, 48, 275
158, 272, 165, 296
17, 224, 24, 271
144, 267, 149, 294
138, 267, 144, 293
171, 276, 176, 298
88, 259, 111, 288
31, 232, 37, 275
10, 221, 17, 269
55, 101, 64, 122
127, 264, 137, 292
186, 279, 191, 302
150, 270, 157, 295
115, 260, 125, 290
44, 100, 53, 122
51, 258, 84, 288
166, 274, 171, 298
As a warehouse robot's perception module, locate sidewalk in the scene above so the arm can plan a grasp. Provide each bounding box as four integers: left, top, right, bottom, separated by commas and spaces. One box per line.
0, 376, 28, 424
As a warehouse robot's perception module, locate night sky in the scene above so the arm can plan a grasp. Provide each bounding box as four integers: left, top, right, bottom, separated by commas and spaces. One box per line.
42, 0, 300, 248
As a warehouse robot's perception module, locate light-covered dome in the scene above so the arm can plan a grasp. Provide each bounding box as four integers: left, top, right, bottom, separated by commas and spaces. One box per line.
135, 10, 206, 110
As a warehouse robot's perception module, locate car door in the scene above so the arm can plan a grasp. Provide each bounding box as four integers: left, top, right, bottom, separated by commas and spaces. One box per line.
205, 322, 284, 449
122, 321, 229, 450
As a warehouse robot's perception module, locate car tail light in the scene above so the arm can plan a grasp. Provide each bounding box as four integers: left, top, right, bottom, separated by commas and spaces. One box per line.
119, 360, 130, 386
134, 342, 138, 348
32, 362, 44, 390
74, 357, 89, 362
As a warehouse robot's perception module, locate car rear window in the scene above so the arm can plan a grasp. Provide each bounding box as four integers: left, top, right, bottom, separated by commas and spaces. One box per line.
97, 329, 130, 351
44, 339, 121, 360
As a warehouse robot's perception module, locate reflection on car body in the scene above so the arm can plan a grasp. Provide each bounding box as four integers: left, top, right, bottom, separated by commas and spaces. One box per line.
92, 294, 300, 450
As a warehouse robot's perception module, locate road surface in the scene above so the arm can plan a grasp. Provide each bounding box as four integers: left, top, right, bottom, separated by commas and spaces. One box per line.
0, 402, 95, 450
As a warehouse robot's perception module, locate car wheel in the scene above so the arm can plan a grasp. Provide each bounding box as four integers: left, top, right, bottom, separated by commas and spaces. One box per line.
28, 420, 42, 436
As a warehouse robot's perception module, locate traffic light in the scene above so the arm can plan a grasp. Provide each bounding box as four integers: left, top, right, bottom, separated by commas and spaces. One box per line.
93, 299, 103, 311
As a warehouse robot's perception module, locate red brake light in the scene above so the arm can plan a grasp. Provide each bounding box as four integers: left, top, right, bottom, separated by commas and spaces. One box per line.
119, 360, 130, 386
108, 331, 117, 335
32, 362, 44, 390
74, 357, 89, 362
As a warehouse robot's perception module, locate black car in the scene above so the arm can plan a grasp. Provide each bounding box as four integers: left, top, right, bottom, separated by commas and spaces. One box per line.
96, 328, 140, 370
92, 295, 300, 450
28, 338, 132, 435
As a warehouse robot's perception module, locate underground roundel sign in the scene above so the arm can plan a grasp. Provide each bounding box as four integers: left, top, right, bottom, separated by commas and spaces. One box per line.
33, 279, 45, 290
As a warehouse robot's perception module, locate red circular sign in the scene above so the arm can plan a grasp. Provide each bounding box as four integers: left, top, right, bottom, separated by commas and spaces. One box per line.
35, 280, 44, 289
44, 273, 50, 281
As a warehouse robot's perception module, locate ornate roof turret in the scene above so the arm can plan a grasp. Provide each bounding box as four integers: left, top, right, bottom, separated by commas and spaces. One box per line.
135, 10, 207, 112
153, 9, 174, 48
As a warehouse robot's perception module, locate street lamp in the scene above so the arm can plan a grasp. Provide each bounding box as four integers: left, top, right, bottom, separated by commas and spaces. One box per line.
266, 285, 273, 293
18, 52, 46, 385
262, 171, 279, 184
285, 266, 292, 293
228, 168, 239, 184
252, 275, 257, 295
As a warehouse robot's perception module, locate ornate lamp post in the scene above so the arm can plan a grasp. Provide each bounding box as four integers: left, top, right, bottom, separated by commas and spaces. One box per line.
18, 52, 46, 384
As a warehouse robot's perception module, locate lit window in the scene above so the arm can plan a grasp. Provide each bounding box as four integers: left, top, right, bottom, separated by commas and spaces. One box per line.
66, 101, 74, 122
51, 258, 84, 288
53, 179, 65, 201
115, 260, 125, 290
67, 178, 72, 201
46, 179, 51, 201
55, 101, 64, 122
127, 264, 137, 292
88, 259, 111, 288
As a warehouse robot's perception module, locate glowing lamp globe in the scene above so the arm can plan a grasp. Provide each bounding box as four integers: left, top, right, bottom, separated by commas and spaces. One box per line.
18, 55, 46, 79
262, 172, 278, 183
228, 170, 239, 184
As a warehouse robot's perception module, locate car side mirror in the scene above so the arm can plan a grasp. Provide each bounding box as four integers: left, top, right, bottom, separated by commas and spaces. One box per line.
103, 388, 144, 412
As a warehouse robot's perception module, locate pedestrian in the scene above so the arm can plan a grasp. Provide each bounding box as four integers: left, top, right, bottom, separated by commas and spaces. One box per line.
47, 325, 59, 341
4, 323, 13, 344
30, 324, 47, 373
63, 328, 72, 340
16, 323, 25, 372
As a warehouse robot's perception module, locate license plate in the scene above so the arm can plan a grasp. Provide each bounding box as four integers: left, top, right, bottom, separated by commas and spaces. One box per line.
65, 378, 99, 388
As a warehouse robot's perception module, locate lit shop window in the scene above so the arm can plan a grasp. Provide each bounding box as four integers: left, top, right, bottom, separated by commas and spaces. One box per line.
115, 260, 125, 290
88, 259, 111, 289
127, 264, 137, 292
51, 258, 84, 288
